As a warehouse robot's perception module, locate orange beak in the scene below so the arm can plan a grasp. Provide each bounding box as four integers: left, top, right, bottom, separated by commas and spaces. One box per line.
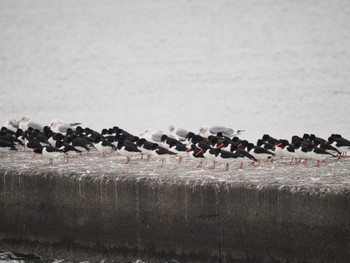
273, 142, 282, 149
195, 148, 204, 157
217, 143, 224, 149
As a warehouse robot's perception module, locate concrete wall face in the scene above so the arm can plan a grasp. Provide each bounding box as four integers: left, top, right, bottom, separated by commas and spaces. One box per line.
0, 169, 349, 262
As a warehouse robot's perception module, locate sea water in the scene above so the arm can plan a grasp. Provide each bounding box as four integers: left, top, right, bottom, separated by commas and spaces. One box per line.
1, 0, 350, 142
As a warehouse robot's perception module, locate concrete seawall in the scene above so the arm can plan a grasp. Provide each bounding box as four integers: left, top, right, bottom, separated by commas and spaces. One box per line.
1, 161, 350, 263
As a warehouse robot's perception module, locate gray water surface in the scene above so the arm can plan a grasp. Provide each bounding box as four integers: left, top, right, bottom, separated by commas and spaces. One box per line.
1, 0, 350, 141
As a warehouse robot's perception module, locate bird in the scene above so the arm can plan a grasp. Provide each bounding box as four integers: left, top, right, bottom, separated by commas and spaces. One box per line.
18, 117, 44, 132
0, 138, 17, 157
273, 139, 288, 160
58, 143, 83, 163
66, 134, 92, 153
256, 139, 275, 152
212, 148, 238, 171
151, 145, 176, 167
308, 134, 327, 145
187, 144, 207, 168
327, 134, 350, 157
190, 135, 211, 150
199, 125, 244, 138
0, 128, 24, 147
3, 119, 19, 133
93, 137, 116, 157
160, 134, 181, 148
293, 141, 311, 163
168, 125, 190, 141
23, 130, 47, 156
139, 129, 170, 148
167, 140, 190, 164
244, 141, 275, 164
31, 129, 51, 146
136, 138, 158, 160
226, 143, 257, 169
261, 134, 279, 145
117, 137, 142, 164
49, 119, 81, 134
308, 144, 336, 167
33, 146, 66, 165
282, 143, 299, 165
317, 141, 341, 156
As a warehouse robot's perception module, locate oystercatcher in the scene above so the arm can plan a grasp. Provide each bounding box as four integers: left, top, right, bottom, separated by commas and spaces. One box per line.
33, 146, 66, 165
0, 139, 17, 156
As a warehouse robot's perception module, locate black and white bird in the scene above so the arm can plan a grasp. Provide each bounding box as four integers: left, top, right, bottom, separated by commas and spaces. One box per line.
33, 146, 66, 165
93, 137, 116, 157
58, 144, 83, 163
261, 134, 279, 145
24, 130, 46, 155
0, 139, 17, 156
273, 139, 288, 159
187, 144, 207, 168
327, 134, 350, 157
67, 135, 92, 153
228, 143, 257, 169
282, 143, 299, 165
151, 145, 176, 167
293, 141, 311, 162
308, 144, 336, 167
212, 148, 238, 171
244, 142, 275, 164
117, 137, 142, 164
0, 128, 24, 147
167, 140, 190, 164
136, 138, 158, 160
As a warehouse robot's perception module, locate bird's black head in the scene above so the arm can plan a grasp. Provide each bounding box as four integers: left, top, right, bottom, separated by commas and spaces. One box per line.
293, 141, 301, 148
94, 136, 102, 143
262, 134, 270, 141
152, 143, 159, 150
136, 138, 146, 146
75, 126, 83, 133
186, 132, 195, 140
302, 133, 310, 140
112, 126, 120, 133
33, 147, 43, 154
15, 129, 24, 137
191, 135, 204, 144
256, 139, 264, 146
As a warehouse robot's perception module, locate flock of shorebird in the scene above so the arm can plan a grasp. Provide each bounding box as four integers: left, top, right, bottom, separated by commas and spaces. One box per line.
0, 117, 349, 170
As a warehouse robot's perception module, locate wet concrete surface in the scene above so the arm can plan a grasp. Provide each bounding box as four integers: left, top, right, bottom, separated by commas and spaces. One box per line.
0, 150, 349, 191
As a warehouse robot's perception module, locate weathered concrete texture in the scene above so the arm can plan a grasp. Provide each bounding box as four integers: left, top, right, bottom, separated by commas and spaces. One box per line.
0, 168, 350, 263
